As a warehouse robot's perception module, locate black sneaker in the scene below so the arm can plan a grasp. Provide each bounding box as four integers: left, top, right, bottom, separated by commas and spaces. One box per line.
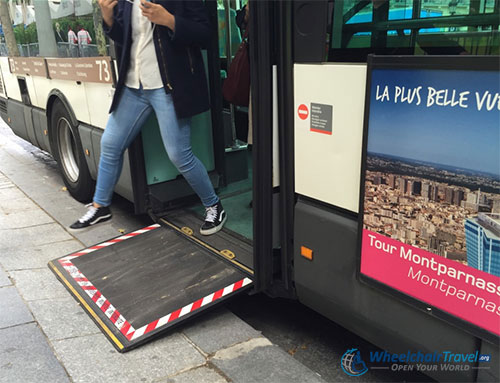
200, 201, 226, 236
69, 204, 112, 230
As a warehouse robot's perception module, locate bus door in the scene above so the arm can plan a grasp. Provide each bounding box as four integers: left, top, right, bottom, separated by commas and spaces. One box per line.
129, 0, 253, 224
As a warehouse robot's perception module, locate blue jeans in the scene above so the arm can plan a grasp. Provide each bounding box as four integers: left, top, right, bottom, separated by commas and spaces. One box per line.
93, 86, 219, 208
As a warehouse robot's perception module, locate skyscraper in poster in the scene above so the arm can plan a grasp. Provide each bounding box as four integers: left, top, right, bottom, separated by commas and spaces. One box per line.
465, 213, 500, 277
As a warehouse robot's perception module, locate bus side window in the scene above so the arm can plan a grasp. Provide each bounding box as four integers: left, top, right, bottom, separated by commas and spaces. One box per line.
17, 77, 31, 106
329, 0, 500, 60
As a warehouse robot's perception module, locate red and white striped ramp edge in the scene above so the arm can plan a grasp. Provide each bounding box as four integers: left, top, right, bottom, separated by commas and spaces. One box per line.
58, 224, 252, 341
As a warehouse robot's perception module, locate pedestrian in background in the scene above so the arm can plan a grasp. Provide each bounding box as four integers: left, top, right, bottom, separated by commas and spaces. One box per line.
67, 26, 78, 57
77, 25, 92, 57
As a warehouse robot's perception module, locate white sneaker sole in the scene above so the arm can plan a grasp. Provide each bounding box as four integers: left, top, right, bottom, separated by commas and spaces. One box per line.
200, 215, 227, 236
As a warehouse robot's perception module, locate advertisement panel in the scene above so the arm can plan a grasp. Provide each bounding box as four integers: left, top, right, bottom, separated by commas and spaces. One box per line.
359, 56, 500, 342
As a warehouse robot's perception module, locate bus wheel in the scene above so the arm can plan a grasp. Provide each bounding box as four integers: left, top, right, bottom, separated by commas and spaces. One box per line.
51, 100, 94, 202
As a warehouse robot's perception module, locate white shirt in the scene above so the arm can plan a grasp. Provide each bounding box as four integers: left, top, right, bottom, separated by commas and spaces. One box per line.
68, 30, 77, 45
125, 0, 163, 90
77, 29, 92, 45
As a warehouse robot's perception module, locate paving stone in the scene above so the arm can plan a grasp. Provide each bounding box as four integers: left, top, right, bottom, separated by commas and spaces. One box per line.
0, 323, 69, 383
211, 338, 325, 383
11, 174, 64, 198
0, 208, 53, 229
182, 308, 261, 354
52, 333, 205, 383
0, 286, 34, 328
0, 222, 73, 249
14, 195, 149, 248
73, 220, 146, 248
0, 165, 52, 188
163, 366, 227, 383
0, 138, 37, 166
4, 166, 61, 187
0, 265, 10, 287
0, 196, 39, 215
0, 171, 10, 181
33, 192, 90, 227
23, 194, 141, 246
0, 160, 64, 197
28, 297, 101, 341
0, 186, 26, 202
9, 268, 69, 301
0, 239, 83, 271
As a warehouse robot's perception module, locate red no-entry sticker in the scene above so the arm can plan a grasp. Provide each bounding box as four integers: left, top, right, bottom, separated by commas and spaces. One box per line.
298, 104, 309, 120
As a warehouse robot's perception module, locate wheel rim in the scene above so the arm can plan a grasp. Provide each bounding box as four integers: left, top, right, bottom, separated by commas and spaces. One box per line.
57, 117, 80, 183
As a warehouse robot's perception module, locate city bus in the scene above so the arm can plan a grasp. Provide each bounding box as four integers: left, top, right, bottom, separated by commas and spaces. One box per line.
0, 1, 498, 381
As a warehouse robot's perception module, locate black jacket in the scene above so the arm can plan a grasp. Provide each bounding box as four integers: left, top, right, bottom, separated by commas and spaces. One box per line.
104, 0, 211, 118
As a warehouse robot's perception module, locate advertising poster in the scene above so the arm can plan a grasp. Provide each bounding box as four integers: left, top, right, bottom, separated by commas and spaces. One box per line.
359, 57, 500, 339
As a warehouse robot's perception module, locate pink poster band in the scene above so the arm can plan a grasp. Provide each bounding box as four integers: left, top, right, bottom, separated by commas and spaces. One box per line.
361, 229, 500, 336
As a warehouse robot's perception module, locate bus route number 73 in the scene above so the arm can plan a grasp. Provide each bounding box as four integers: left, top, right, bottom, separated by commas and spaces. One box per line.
95, 59, 112, 83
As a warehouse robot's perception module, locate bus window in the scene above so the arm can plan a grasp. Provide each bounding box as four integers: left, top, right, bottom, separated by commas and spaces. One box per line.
0, 1, 109, 58
329, 0, 500, 61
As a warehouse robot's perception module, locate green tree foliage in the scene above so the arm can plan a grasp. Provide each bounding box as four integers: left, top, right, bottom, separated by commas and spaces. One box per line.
13, 23, 38, 44
92, 0, 107, 56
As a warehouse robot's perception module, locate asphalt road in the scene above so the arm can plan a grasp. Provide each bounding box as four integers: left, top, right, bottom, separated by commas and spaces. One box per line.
227, 293, 433, 382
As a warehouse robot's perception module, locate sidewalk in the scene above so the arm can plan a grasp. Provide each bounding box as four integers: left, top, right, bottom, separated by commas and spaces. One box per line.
0, 121, 325, 383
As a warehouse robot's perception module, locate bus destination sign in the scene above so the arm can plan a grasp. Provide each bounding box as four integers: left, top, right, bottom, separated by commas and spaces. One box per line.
46, 57, 115, 84
9, 57, 48, 77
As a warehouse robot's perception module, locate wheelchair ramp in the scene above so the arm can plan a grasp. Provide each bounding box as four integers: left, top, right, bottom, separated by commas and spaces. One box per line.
48, 223, 253, 352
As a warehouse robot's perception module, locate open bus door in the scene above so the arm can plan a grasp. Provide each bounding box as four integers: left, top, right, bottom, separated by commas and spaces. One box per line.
48, 0, 278, 352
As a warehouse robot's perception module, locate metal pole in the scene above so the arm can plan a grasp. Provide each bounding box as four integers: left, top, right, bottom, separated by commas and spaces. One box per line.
410, 0, 422, 51
224, 0, 233, 68
224, 0, 238, 147
33, 0, 58, 57
331, 0, 344, 49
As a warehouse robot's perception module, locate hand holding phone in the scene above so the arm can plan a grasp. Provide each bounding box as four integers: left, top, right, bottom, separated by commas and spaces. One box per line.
140, 0, 175, 31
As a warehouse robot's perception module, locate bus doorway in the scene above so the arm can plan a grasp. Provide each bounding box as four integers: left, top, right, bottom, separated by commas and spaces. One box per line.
47, 0, 273, 352
128, 0, 255, 245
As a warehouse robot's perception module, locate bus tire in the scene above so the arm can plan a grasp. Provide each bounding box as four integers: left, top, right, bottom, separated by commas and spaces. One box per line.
51, 99, 94, 202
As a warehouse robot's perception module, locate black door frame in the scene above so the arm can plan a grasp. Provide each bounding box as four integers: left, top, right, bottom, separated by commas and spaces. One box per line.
276, 0, 295, 293
249, 0, 296, 295
249, 0, 275, 292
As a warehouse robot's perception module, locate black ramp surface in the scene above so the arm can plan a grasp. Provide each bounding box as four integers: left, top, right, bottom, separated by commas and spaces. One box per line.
72, 228, 244, 329
50, 224, 252, 352
163, 209, 254, 271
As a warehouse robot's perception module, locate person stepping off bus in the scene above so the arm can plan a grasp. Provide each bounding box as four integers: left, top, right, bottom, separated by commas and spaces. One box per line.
70, 0, 227, 236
